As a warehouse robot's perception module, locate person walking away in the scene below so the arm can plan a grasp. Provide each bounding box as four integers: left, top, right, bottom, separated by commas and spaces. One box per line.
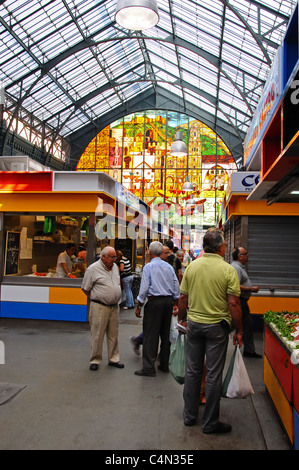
129, 243, 173, 356
178, 229, 243, 433
116, 250, 134, 309
81, 246, 124, 371
231, 247, 261, 358
134, 241, 180, 376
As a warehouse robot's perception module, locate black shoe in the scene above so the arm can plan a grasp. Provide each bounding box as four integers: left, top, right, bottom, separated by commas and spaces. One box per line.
89, 363, 98, 371
108, 361, 124, 368
203, 422, 232, 434
135, 369, 156, 377
243, 351, 262, 358
184, 419, 196, 427
158, 365, 169, 373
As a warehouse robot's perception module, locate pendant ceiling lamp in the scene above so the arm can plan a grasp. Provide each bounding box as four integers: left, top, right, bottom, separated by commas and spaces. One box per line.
170, 131, 187, 157
182, 177, 194, 192
115, 0, 159, 31
186, 197, 196, 205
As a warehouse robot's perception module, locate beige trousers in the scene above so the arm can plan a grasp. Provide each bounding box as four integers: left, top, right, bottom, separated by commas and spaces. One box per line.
89, 301, 120, 365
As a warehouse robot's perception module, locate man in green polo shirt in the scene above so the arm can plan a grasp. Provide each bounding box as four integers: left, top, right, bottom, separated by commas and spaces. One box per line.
178, 228, 243, 434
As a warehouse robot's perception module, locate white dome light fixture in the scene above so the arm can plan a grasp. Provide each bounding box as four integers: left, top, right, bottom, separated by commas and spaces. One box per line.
170, 131, 187, 157
115, 0, 159, 31
182, 177, 194, 192
186, 197, 196, 206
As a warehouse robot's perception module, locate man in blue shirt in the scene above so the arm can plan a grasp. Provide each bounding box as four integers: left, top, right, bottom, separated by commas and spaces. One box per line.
135, 241, 180, 377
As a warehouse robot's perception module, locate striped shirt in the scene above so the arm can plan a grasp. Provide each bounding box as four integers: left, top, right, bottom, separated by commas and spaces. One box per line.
119, 257, 132, 278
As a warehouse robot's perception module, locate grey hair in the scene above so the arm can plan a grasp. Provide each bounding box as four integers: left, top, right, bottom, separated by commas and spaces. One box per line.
203, 229, 224, 253
101, 246, 115, 258
149, 241, 163, 256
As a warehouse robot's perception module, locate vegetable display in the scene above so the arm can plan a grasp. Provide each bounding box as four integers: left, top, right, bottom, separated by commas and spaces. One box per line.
264, 310, 299, 349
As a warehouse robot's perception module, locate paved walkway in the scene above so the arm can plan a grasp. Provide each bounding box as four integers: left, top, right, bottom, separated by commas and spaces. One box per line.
0, 312, 291, 451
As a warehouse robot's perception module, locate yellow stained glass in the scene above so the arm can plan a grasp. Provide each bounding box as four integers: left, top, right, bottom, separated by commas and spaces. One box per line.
77, 111, 236, 226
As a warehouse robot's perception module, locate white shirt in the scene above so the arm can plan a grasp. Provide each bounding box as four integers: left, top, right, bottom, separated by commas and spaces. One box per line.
81, 259, 121, 305
55, 251, 73, 278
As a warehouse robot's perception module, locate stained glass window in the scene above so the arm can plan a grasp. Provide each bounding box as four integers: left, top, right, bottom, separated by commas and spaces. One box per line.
76, 110, 237, 228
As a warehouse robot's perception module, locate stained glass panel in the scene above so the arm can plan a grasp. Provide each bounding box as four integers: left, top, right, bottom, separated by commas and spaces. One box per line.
77, 110, 237, 228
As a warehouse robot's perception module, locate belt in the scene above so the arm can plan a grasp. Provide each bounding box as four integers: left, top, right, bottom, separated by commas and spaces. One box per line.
148, 295, 172, 301
91, 299, 117, 307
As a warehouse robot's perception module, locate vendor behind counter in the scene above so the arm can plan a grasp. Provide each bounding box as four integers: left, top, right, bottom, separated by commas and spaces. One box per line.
55, 242, 85, 278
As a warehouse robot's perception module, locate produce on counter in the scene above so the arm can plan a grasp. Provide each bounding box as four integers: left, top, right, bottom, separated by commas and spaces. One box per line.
264, 310, 299, 348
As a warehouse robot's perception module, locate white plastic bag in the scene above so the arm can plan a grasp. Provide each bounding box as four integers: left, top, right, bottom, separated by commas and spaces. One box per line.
169, 316, 179, 344
221, 347, 254, 399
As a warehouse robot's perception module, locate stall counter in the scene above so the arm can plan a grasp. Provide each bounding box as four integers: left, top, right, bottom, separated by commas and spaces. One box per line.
264, 323, 299, 449
0, 277, 87, 322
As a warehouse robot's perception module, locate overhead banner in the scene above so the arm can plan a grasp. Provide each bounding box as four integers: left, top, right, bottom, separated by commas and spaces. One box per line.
244, 46, 283, 166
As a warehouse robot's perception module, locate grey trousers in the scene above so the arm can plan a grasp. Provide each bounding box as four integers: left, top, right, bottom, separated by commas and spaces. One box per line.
183, 319, 229, 432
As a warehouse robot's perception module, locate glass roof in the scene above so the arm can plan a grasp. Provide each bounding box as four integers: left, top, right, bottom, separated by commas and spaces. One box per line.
0, 0, 296, 166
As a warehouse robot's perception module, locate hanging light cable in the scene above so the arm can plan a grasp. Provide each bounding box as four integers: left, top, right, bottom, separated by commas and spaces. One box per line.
170, 130, 192, 191
115, 0, 159, 30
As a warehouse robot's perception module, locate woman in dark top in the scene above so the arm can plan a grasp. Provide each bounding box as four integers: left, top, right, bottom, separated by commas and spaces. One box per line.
116, 251, 134, 309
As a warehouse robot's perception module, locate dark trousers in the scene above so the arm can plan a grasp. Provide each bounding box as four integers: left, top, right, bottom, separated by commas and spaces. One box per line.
240, 297, 255, 354
142, 296, 173, 372
183, 320, 229, 431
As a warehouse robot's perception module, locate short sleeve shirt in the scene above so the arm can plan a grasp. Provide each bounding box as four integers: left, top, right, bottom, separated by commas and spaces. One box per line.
55, 251, 73, 278
81, 259, 121, 305
231, 260, 252, 300
180, 253, 240, 325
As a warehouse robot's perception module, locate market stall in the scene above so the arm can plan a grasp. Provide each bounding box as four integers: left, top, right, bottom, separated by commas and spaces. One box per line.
0, 170, 159, 321
264, 311, 299, 449
221, 171, 299, 328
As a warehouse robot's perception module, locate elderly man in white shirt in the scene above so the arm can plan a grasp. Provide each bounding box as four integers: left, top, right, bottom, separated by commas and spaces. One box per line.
82, 246, 124, 371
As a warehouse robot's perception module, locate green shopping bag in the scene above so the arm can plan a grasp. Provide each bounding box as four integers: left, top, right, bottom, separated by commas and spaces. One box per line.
169, 334, 187, 384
